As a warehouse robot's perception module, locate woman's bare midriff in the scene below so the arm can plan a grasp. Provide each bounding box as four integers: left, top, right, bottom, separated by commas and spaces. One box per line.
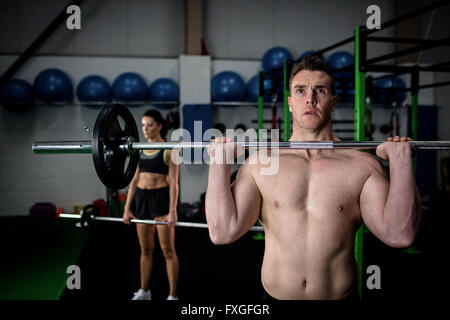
137, 172, 169, 190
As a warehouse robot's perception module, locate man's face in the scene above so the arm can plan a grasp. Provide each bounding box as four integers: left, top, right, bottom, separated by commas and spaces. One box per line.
288, 70, 338, 132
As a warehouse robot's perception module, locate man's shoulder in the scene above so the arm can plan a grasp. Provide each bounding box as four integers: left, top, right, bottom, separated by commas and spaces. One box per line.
349, 150, 386, 174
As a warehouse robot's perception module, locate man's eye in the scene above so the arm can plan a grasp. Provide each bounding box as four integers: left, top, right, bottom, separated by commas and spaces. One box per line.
297, 89, 304, 94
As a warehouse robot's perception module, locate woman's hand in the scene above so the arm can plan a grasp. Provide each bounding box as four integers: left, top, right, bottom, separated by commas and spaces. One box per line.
123, 209, 137, 225
166, 209, 178, 228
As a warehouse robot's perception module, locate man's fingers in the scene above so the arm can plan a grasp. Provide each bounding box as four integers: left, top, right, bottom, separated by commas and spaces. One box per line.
388, 136, 412, 142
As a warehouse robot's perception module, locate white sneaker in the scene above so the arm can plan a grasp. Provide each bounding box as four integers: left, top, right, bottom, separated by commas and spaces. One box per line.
132, 289, 152, 300
167, 295, 179, 300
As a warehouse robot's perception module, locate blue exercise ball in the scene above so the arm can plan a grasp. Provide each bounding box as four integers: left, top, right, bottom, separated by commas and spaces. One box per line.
76, 75, 111, 103
33, 68, 73, 103
211, 71, 246, 102
327, 51, 354, 81
112, 72, 147, 102
298, 50, 325, 62
0, 78, 33, 105
262, 47, 293, 80
148, 78, 179, 109
246, 74, 275, 103
372, 77, 406, 105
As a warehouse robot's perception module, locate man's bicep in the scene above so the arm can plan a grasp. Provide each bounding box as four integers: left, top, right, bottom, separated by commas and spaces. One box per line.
231, 165, 261, 229
360, 167, 390, 239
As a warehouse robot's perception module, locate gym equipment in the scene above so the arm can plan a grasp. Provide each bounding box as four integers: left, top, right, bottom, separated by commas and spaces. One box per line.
211, 71, 246, 102
92, 104, 140, 189
148, 78, 179, 108
76, 75, 111, 103
63, 204, 264, 232
33, 68, 73, 103
372, 76, 407, 105
246, 74, 275, 102
0, 78, 33, 105
262, 47, 293, 80
32, 104, 450, 189
112, 72, 147, 102
327, 51, 354, 81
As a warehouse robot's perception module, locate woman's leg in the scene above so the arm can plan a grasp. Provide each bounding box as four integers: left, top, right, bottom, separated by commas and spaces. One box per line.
155, 219, 179, 297
136, 223, 156, 291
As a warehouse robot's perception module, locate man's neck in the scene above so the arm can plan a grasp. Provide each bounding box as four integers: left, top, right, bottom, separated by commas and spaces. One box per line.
288, 126, 340, 160
289, 126, 339, 142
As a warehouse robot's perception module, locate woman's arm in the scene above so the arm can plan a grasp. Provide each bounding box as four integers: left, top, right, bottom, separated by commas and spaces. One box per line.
166, 150, 179, 227
123, 166, 140, 224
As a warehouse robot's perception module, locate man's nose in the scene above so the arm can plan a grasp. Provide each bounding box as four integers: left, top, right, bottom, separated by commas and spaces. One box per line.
306, 89, 316, 104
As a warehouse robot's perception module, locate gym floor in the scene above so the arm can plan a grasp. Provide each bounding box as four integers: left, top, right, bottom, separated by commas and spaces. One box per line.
0, 207, 445, 301
0, 215, 264, 300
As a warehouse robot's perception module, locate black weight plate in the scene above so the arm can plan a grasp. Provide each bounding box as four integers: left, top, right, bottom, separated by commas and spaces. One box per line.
92, 104, 139, 189
80, 204, 100, 231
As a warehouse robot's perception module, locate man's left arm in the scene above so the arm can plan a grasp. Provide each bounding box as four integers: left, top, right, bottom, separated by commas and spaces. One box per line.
360, 137, 422, 248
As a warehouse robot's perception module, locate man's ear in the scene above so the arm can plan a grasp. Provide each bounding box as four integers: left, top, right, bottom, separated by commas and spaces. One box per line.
288, 96, 293, 113
331, 94, 338, 111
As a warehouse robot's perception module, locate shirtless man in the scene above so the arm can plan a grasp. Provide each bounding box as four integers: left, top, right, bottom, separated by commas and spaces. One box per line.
205, 56, 422, 300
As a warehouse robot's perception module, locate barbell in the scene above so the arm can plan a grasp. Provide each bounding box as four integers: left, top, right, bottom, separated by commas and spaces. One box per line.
32, 104, 450, 189
66, 204, 264, 232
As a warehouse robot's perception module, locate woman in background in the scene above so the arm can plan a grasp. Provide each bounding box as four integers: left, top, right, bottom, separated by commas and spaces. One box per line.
123, 109, 179, 300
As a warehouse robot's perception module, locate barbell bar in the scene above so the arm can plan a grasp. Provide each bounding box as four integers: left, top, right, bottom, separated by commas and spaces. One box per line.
31, 104, 450, 190
33, 139, 450, 154
60, 213, 264, 232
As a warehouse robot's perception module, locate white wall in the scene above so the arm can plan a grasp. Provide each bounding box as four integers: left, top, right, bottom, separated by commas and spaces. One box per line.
1, 0, 396, 59
204, 0, 396, 60
0, 0, 186, 57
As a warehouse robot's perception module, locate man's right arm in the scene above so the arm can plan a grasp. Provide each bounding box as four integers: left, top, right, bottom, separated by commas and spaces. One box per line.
205, 150, 262, 245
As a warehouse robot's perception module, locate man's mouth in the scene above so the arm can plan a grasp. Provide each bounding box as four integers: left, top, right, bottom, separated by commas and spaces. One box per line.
304, 110, 317, 116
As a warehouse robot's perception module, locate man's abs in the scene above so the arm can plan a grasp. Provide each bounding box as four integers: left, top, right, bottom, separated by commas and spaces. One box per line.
261, 225, 360, 299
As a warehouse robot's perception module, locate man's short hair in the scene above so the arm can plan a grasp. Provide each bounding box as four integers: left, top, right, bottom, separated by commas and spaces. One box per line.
289, 55, 336, 95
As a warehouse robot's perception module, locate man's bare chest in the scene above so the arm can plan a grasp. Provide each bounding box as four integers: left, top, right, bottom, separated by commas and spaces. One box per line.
254, 153, 369, 210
